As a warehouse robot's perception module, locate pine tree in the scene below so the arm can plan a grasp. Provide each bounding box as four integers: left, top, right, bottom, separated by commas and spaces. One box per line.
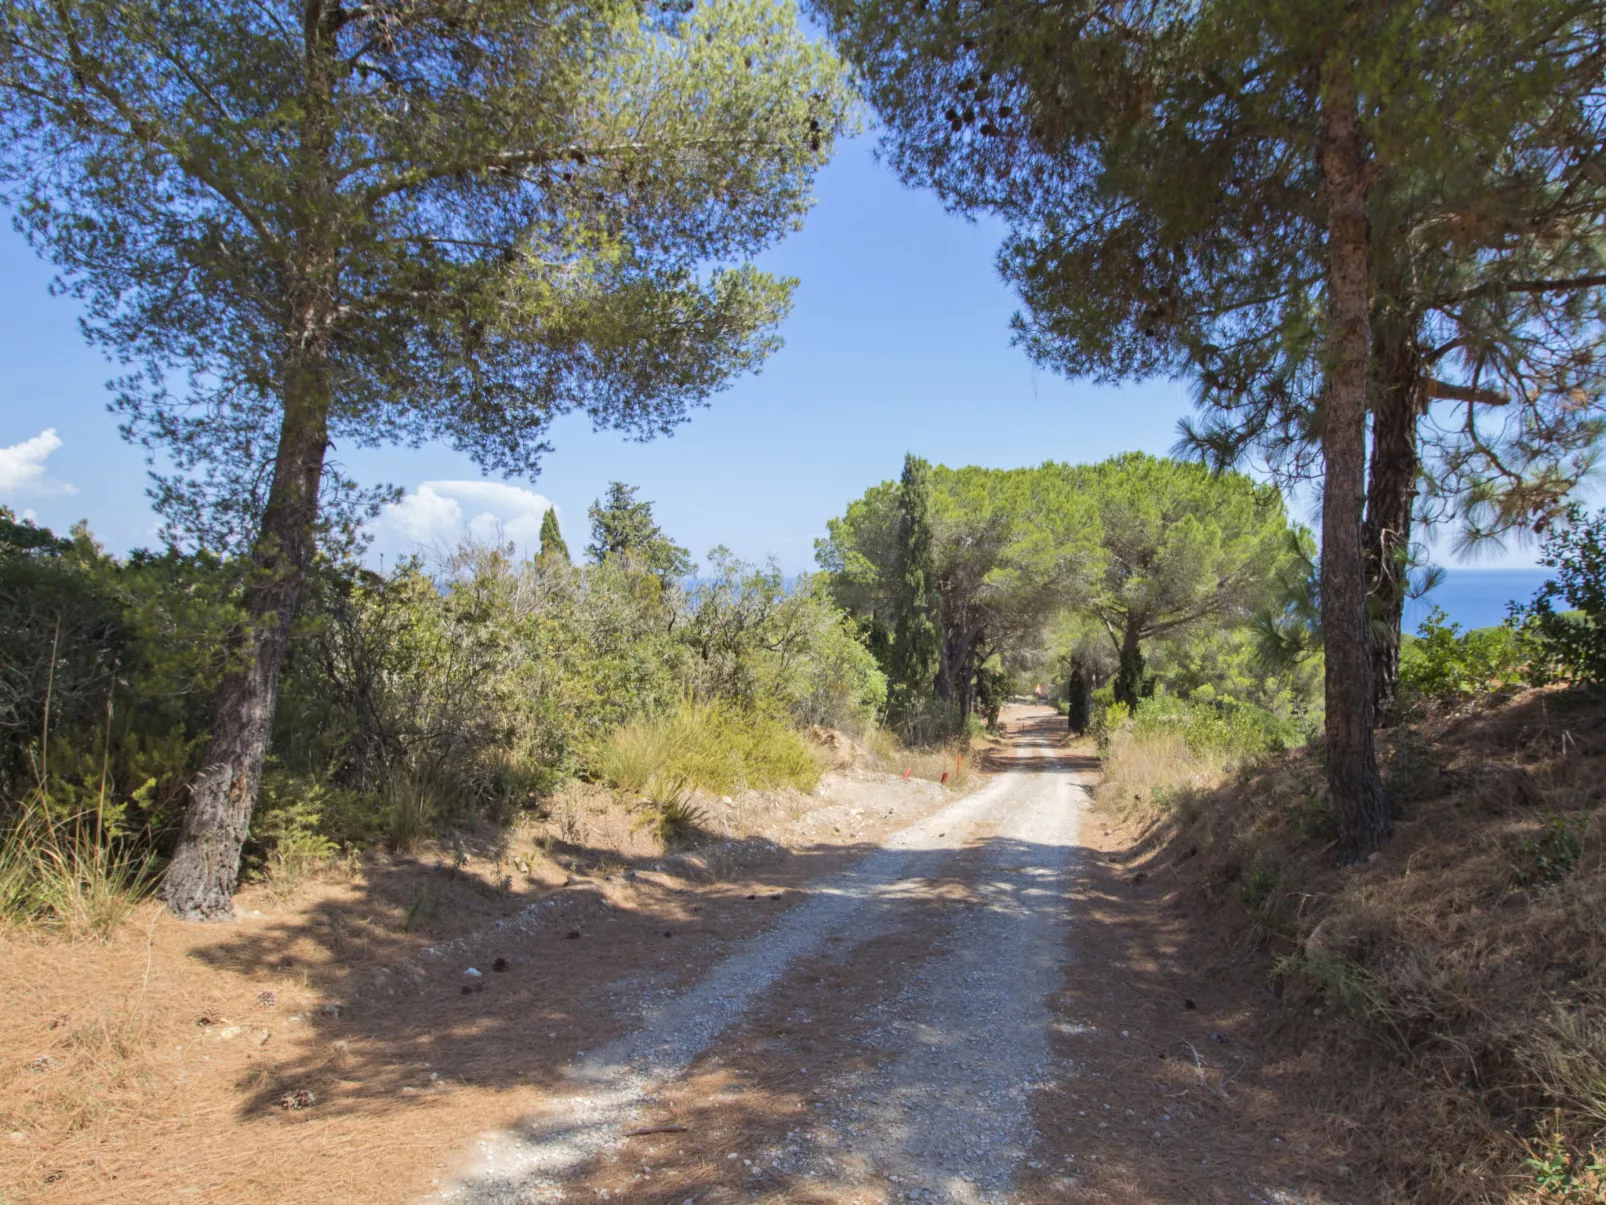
814, 0, 1600, 862
0, 0, 853, 919
887, 454, 940, 732
539, 509, 571, 566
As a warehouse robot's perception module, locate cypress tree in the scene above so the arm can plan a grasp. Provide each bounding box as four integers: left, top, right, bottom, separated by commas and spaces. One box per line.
1113, 641, 1145, 714
539, 508, 571, 565
1065, 668, 1089, 735
888, 454, 940, 731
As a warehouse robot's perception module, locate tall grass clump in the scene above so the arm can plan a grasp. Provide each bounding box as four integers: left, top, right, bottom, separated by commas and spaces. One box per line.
0, 811, 157, 940
1098, 692, 1301, 813
632, 774, 710, 849
593, 717, 679, 795
592, 699, 821, 797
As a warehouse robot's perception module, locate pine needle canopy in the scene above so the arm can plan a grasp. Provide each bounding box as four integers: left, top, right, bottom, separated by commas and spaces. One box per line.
0, 0, 856, 494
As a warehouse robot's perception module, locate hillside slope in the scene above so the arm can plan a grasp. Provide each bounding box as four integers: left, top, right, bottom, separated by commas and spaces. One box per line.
1098, 687, 1606, 1203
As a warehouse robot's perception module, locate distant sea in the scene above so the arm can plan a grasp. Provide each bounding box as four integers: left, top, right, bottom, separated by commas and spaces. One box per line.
1402, 568, 1553, 633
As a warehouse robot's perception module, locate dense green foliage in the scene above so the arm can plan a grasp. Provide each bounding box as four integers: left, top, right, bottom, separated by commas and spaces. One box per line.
0, 501, 884, 876
1392, 507, 1606, 703
821, 453, 1308, 741
1104, 693, 1303, 768
819, 457, 1100, 737
1512, 506, 1606, 687
1399, 610, 1532, 702
0, 512, 239, 826
1052, 454, 1295, 709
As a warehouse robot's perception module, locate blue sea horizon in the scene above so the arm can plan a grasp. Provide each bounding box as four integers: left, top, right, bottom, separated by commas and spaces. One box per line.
1403, 567, 1553, 634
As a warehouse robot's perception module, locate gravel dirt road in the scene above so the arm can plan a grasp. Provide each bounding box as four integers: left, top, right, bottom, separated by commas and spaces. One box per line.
431, 706, 1351, 1205
443, 707, 1091, 1205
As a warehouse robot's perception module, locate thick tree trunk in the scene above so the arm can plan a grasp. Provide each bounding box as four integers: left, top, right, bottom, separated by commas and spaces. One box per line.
958, 640, 977, 721
1318, 68, 1390, 863
1363, 325, 1422, 724
162, 355, 330, 921
935, 627, 961, 705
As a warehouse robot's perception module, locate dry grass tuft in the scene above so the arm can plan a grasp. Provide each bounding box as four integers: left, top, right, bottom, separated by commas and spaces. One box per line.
632, 775, 711, 849
591, 700, 822, 796
0, 813, 158, 941
1096, 725, 1236, 816
857, 726, 976, 788
1104, 685, 1606, 1203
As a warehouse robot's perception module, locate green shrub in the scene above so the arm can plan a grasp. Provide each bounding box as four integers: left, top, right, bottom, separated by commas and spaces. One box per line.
1525, 1129, 1606, 1203
1399, 607, 1531, 701
0, 511, 872, 923
1236, 859, 1280, 914
251, 775, 340, 898
1511, 505, 1606, 687
1515, 813, 1588, 885
1127, 692, 1299, 764
1087, 684, 1121, 747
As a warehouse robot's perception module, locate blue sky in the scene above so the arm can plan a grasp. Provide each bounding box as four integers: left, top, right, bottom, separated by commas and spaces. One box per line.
0, 133, 1547, 575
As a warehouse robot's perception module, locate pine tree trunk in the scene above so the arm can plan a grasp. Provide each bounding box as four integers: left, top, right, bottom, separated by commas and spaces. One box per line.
958, 640, 976, 721
161, 353, 330, 920
163, 4, 339, 920
935, 628, 960, 705
1318, 67, 1390, 864
1364, 326, 1422, 724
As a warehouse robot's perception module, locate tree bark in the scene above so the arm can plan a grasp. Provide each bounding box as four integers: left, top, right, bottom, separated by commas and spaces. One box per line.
1317, 64, 1390, 863
935, 626, 961, 705
1363, 322, 1422, 724
161, 352, 330, 921
958, 639, 977, 721
162, 3, 339, 920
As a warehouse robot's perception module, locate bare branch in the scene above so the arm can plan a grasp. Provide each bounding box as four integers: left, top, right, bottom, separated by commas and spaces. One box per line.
1426, 378, 1510, 406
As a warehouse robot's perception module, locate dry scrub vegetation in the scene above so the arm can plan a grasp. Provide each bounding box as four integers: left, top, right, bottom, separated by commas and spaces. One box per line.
1098, 686, 1606, 1204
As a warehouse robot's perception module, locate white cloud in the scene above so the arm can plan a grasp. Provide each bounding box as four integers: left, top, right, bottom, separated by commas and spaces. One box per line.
382, 479, 556, 554
387, 484, 465, 543
0, 429, 78, 499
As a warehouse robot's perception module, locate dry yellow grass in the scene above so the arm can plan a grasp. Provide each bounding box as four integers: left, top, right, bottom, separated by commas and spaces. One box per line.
1100, 686, 1606, 1203
1096, 724, 1236, 814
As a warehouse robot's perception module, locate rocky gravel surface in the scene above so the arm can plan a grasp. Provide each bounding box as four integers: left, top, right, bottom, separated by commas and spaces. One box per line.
803, 740, 1082, 1203
443, 769, 1026, 1203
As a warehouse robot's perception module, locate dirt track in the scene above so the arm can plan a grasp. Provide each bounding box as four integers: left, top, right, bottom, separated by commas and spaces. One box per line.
432, 706, 1348, 1205
446, 707, 1088, 1204
5, 708, 1349, 1205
